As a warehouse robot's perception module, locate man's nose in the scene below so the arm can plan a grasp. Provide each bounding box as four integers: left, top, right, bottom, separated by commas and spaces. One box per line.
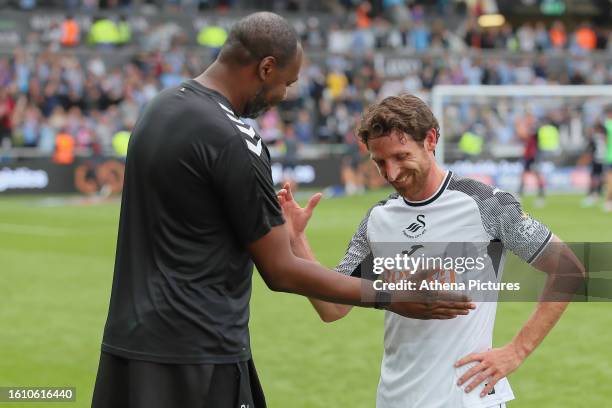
386, 163, 400, 182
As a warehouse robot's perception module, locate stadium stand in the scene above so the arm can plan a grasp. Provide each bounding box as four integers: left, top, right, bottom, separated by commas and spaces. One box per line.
0, 0, 610, 169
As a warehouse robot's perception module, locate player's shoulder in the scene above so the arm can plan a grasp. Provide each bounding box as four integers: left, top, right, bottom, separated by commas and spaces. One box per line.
148, 82, 230, 122
178, 81, 264, 152
447, 173, 517, 206
368, 192, 401, 217
177, 81, 241, 131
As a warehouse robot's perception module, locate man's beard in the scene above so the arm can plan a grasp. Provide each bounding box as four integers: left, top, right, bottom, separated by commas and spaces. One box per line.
242, 87, 272, 119
392, 167, 428, 198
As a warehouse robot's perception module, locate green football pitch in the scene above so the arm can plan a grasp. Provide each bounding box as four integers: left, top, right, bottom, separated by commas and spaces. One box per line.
0, 192, 611, 407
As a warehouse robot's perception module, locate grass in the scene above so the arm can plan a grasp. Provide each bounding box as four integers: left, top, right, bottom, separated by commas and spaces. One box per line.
0, 192, 610, 407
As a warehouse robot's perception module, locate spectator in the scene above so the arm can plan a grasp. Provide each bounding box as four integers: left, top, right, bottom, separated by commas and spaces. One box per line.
88, 16, 120, 48
60, 15, 80, 47
53, 131, 75, 164
196, 22, 227, 51
259, 107, 283, 145
409, 20, 430, 52
355, 1, 372, 29
517, 23, 536, 52
534, 21, 549, 51
574, 22, 597, 51
549, 20, 567, 50
295, 109, 313, 143
327, 23, 352, 53
117, 15, 131, 45
20, 104, 43, 147
326, 68, 348, 100
383, 0, 411, 26
0, 88, 15, 147
464, 19, 482, 48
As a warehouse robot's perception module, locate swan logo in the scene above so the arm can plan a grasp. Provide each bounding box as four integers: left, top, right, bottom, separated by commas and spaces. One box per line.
403, 214, 426, 238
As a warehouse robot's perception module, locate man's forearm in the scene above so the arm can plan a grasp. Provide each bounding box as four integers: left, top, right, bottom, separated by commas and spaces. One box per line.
510, 301, 568, 360
513, 238, 584, 359
274, 255, 378, 307
249, 226, 377, 307
290, 233, 317, 261
291, 234, 353, 322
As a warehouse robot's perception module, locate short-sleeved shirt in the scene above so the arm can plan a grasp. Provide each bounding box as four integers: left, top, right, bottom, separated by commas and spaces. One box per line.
335, 171, 552, 408
101, 79, 284, 364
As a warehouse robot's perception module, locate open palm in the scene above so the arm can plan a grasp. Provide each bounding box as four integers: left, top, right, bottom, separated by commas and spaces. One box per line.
276, 182, 322, 239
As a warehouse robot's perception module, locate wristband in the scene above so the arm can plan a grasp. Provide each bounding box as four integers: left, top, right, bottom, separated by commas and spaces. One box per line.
374, 290, 392, 310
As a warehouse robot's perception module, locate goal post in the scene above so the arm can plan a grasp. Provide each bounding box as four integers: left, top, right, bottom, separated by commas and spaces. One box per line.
431, 85, 612, 165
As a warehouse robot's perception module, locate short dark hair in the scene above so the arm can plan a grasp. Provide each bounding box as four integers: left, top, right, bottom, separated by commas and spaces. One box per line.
357, 94, 440, 146
218, 12, 298, 68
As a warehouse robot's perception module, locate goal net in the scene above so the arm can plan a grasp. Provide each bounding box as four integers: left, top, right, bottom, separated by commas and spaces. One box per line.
431, 85, 612, 193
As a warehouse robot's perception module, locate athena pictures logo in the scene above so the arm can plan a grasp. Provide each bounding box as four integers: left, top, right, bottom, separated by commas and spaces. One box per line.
403, 214, 427, 238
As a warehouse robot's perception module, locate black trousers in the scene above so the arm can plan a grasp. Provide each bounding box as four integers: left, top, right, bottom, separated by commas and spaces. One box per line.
92, 351, 266, 408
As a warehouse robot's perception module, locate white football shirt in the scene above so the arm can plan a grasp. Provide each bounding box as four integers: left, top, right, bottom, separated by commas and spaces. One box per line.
335, 171, 552, 408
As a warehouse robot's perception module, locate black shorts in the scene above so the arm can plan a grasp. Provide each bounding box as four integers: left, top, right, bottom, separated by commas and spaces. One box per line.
92, 351, 266, 408
523, 158, 536, 172
591, 162, 603, 177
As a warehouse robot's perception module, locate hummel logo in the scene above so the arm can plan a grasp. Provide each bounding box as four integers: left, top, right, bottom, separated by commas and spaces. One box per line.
236, 124, 262, 155
236, 124, 256, 139
218, 102, 262, 156
218, 102, 234, 114
245, 138, 262, 155
225, 113, 245, 125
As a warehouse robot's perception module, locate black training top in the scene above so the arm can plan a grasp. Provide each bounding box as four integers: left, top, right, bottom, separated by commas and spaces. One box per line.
101, 79, 284, 364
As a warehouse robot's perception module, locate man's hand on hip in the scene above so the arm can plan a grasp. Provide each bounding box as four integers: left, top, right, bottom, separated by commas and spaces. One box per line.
455, 343, 525, 397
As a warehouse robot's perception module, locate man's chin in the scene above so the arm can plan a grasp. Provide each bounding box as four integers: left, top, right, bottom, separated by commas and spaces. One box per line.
392, 185, 410, 197
242, 104, 272, 119
392, 183, 420, 200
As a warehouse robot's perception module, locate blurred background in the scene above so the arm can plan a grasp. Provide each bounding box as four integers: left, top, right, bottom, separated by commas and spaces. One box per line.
0, 0, 611, 199
0, 1, 611, 407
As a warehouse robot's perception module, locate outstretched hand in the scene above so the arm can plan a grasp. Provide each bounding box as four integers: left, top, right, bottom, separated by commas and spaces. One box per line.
277, 182, 322, 240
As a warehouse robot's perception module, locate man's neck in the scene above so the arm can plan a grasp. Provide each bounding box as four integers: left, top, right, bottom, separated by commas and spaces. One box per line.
193, 63, 246, 115
404, 164, 447, 202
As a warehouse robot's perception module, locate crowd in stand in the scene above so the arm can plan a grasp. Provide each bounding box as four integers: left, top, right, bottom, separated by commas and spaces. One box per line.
22, 6, 612, 53
1, 0, 611, 155
1, 47, 611, 155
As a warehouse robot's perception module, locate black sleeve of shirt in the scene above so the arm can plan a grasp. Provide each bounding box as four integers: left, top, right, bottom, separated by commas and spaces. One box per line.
212, 133, 285, 246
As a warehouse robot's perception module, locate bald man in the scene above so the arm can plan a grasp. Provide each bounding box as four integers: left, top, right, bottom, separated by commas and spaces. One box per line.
92, 12, 473, 408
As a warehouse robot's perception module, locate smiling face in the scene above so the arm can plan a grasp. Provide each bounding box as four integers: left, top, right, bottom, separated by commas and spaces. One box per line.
368, 129, 436, 198
356, 94, 441, 199
242, 45, 303, 118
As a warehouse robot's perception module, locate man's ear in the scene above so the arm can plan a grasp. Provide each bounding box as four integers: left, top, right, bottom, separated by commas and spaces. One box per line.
257, 56, 276, 81
425, 128, 438, 152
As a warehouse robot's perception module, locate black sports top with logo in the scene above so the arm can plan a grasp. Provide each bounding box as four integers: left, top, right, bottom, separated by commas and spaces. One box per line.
102, 80, 284, 364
